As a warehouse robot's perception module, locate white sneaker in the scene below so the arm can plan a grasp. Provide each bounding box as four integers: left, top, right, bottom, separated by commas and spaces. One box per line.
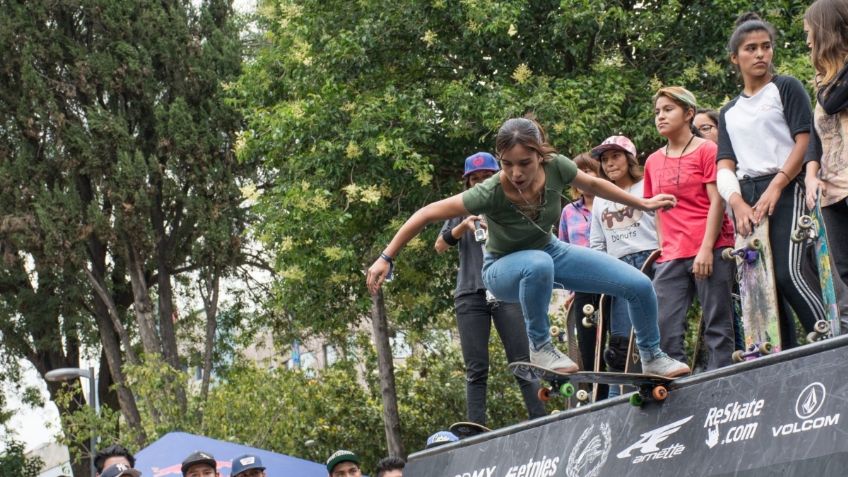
641, 351, 691, 378
530, 341, 579, 373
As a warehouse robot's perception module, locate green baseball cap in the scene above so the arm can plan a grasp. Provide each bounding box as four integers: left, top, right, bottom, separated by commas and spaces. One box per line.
326, 450, 360, 473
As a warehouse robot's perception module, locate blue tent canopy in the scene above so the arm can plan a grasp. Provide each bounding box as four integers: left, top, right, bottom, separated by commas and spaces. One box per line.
134, 431, 326, 477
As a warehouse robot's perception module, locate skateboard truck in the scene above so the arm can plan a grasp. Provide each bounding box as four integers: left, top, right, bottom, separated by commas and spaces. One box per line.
731, 341, 773, 363
629, 385, 669, 407
791, 215, 817, 243
581, 303, 596, 328
806, 319, 831, 342
722, 239, 762, 264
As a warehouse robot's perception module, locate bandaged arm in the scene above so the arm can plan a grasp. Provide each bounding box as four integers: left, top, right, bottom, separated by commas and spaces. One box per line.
716, 168, 741, 203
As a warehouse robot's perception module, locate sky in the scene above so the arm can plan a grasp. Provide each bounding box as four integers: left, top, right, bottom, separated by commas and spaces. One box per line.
2, 359, 63, 452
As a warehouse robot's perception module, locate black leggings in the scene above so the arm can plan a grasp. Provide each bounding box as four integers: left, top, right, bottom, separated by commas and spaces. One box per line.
739, 174, 825, 345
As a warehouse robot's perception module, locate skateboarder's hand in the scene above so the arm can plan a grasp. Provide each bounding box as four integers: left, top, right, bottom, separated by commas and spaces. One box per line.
459, 215, 484, 234
752, 184, 781, 222
642, 193, 677, 211
366, 258, 391, 295
804, 175, 823, 209
693, 247, 714, 279
731, 202, 756, 237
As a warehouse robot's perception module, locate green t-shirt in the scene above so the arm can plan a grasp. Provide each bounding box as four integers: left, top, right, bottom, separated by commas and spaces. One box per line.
462, 154, 578, 255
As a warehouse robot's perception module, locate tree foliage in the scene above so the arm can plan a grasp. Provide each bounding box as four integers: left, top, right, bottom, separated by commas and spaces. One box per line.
236, 0, 814, 342
0, 440, 43, 477
0, 0, 253, 470
63, 328, 542, 469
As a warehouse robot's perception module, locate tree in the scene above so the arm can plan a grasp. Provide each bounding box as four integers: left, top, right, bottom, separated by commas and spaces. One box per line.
0, 440, 43, 477
0, 0, 253, 468
236, 0, 812, 451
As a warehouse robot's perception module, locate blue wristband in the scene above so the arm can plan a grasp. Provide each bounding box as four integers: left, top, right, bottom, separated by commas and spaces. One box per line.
380, 253, 395, 281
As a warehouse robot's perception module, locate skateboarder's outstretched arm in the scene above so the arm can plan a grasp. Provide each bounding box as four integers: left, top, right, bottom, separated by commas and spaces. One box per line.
367, 194, 467, 294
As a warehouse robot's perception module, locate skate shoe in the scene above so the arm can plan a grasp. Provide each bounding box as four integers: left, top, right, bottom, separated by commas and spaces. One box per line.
530, 341, 579, 374
640, 351, 691, 378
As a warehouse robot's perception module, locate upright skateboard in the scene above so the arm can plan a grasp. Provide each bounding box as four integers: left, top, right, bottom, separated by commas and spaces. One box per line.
548, 290, 589, 408
449, 421, 490, 438
580, 296, 608, 402
792, 194, 840, 341
508, 362, 674, 407
722, 219, 781, 362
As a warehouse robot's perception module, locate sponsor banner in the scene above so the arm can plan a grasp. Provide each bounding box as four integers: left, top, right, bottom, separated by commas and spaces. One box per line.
406, 343, 848, 477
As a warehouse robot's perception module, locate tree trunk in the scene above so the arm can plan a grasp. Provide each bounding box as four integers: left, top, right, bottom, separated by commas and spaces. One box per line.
98, 348, 120, 412
370, 290, 405, 458
199, 272, 220, 402
124, 242, 162, 356
156, 266, 188, 412
90, 296, 147, 445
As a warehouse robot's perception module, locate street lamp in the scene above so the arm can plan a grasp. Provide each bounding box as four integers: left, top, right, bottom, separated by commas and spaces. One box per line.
45, 367, 98, 477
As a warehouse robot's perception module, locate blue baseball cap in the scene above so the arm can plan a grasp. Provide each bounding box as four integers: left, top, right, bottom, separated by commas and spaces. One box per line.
425, 431, 459, 449
463, 152, 499, 178
232, 454, 265, 476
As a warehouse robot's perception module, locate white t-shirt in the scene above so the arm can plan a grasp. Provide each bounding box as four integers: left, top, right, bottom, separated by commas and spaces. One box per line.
717, 75, 812, 179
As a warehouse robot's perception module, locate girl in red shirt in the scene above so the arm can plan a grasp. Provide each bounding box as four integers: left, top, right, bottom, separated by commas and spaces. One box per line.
643, 87, 736, 370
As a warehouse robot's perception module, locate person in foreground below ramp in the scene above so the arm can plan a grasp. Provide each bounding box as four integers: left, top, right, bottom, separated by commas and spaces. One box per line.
366, 116, 690, 379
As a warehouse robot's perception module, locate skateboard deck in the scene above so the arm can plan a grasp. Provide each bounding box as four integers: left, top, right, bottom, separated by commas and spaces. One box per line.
793, 194, 839, 341
508, 362, 673, 407
722, 219, 781, 362
449, 421, 490, 438
590, 297, 607, 401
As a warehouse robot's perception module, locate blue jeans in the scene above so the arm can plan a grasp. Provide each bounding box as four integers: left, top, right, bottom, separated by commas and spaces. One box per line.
610, 249, 656, 338
482, 236, 661, 355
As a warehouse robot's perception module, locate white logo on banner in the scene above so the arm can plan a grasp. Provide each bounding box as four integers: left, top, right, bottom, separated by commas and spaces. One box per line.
795, 382, 826, 419
772, 382, 840, 437
616, 415, 693, 463
566, 422, 611, 477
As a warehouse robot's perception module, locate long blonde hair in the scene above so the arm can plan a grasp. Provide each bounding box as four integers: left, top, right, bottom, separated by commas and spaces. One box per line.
805, 0, 848, 87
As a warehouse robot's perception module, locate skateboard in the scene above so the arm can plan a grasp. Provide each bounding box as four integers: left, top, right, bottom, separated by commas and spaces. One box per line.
548, 290, 588, 408
721, 219, 781, 362
449, 421, 490, 438
548, 289, 581, 368
508, 362, 673, 407
583, 297, 607, 402
792, 194, 840, 342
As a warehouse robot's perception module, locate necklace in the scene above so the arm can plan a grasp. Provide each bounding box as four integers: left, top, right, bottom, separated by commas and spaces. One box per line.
665, 134, 696, 158
661, 135, 695, 194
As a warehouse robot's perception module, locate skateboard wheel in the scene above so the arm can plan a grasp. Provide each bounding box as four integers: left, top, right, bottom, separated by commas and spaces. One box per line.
652, 385, 669, 401
582, 304, 595, 316
791, 229, 806, 243
721, 248, 735, 261
807, 331, 821, 343
798, 215, 814, 229
814, 320, 830, 334
576, 389, 589, 402
748, 238, 761, 250
629, 393, 644, 407
538, 387, 552, 402
549, 325, 560, 337
559, 382, 575, 398
758, 342, 773, 355
731, 350, 745, 363
582, 316, 594, 328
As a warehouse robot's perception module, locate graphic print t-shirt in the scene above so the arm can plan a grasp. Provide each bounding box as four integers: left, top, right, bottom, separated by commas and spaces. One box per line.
589, 180, 658, 258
